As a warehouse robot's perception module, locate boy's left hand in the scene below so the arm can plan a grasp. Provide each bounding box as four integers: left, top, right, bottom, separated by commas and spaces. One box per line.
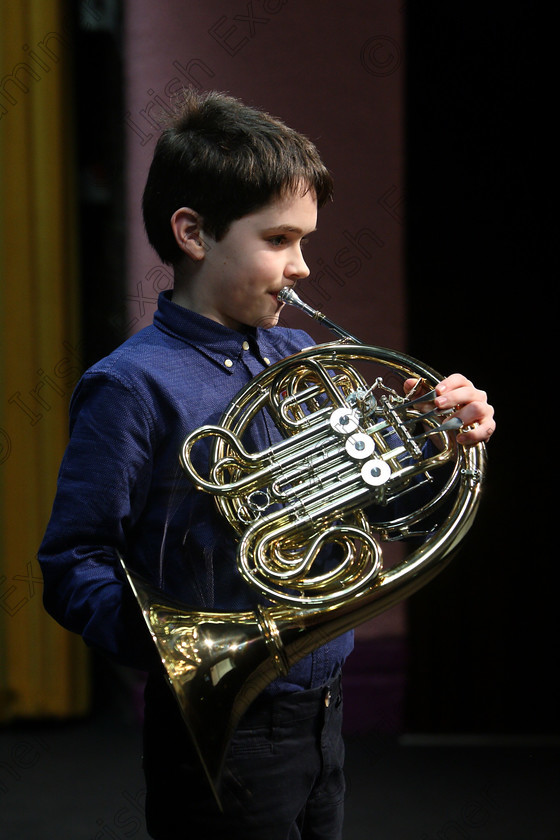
405, 373, 495, 446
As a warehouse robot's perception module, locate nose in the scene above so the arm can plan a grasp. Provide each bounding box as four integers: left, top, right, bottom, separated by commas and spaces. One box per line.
285, 245, 310, 280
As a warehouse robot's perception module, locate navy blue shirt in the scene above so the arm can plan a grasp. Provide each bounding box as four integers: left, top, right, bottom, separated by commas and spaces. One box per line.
39, 291, 354, 691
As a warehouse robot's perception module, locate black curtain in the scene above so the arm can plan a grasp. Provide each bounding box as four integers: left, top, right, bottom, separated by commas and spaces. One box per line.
404, 5, 556, 734
74, 2, 127, 368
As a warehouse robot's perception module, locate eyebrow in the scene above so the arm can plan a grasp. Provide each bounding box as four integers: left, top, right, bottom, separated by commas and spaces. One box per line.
264, 224, 318, 235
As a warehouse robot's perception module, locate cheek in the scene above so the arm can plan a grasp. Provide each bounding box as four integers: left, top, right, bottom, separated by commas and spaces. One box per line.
251, 251, 281, 277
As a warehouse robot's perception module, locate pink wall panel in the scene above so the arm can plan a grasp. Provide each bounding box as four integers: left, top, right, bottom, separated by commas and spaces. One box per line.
123, 0, 406, 352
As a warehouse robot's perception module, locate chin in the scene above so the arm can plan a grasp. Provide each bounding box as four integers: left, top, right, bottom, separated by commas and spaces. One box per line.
254, 312, 280, 330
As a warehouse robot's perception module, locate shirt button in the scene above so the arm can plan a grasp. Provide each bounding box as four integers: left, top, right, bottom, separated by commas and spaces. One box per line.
224, 358, 233, 368
263, 357, 271, 365
242, 341, 250, 351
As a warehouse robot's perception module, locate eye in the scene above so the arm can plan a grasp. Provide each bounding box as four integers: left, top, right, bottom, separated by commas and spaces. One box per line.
268, 235, 287, 246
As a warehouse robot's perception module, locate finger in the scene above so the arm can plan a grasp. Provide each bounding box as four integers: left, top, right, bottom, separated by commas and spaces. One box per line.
435, 373, 473, 396
456, 405, 496, 445
455, 399, 493, 425
403, 377, 431, 397
457, 422, 495, 445
435, 385, 488, 412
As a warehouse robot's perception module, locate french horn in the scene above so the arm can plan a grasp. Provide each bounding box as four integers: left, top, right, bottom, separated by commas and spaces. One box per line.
122, 288, 486, 806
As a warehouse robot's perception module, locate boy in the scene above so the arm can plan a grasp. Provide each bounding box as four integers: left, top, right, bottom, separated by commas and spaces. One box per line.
38, 90, 495, 840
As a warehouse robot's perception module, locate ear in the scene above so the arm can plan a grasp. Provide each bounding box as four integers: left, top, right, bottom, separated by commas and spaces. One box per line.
170, 208, 206, 261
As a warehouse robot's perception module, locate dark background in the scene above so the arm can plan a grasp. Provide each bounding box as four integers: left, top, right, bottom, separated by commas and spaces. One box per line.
405, 5, 555, 734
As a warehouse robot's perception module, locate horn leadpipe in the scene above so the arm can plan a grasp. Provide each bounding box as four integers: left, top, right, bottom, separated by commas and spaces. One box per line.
278, 287, 362, 342
278, 287, 455, 437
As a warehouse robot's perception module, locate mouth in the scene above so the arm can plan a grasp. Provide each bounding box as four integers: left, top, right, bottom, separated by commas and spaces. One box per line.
272, 285, 294, 303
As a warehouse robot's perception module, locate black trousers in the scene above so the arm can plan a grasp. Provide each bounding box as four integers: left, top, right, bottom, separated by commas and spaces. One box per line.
143, 673, 346, 840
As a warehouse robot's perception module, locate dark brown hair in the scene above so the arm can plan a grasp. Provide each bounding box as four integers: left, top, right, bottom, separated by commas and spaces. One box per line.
142, 89, 333, 264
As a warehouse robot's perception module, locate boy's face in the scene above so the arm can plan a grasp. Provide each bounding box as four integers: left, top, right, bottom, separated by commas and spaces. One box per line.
194, 189, 317, 331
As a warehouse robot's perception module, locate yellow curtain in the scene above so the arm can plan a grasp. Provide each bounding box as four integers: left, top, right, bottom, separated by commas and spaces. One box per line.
0, 0, 89, 719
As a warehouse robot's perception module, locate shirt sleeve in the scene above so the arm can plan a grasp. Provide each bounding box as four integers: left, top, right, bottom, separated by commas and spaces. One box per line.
38, 371, 160, 671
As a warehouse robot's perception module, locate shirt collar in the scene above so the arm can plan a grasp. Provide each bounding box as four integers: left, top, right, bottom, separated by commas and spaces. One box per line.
153, 291, 269, 373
